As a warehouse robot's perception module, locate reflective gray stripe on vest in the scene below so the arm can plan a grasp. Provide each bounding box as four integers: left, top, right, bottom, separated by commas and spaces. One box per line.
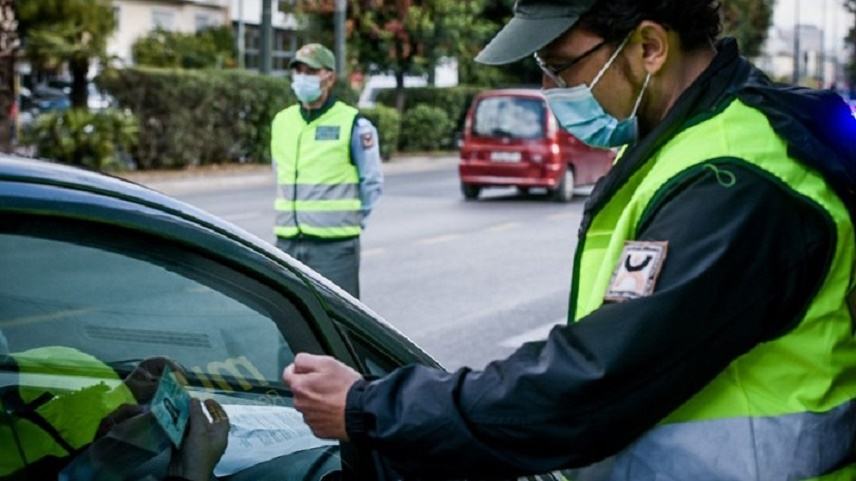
566, 400, 856, 481
276, 210, 296, 228
278, 183, 360, 202
297, 210, 363, 229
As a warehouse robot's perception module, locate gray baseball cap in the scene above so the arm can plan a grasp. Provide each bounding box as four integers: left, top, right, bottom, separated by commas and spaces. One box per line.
475, 0, 598, 65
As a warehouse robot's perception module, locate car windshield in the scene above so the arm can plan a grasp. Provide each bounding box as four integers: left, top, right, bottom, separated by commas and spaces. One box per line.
0, 215, 341, 480
473, 96, 546, 139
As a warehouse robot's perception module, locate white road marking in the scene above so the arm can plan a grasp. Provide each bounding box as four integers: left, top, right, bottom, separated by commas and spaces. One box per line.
417, 234, 462, 245
499, 319, 565, 348
363, 248, 386, 257
486, 222, 521, 232
547, 212, 578, 221
224, 212, 264, 222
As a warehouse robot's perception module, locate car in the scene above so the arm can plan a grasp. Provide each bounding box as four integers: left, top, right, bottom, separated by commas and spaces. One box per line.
20, 85, 72, 114
458, 88, 616, 202
0, 156, 565, 481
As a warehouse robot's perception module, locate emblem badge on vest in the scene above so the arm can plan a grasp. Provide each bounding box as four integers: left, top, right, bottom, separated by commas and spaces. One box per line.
605, 241, 669, 302
315, 126, 341, 141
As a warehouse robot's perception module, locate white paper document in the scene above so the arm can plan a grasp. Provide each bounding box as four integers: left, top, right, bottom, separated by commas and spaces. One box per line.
214, 404, 338, 477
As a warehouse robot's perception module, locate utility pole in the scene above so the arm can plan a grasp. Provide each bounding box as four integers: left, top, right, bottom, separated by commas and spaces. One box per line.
792, 0, 801, 85
261, 0, 273, 75
334, 0, 347, 81
237, 0, 245, 69
820, 0, 828, 85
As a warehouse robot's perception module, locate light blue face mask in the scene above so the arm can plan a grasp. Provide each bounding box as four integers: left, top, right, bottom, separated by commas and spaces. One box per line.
291, 73, 323, 103
543, 34, 651, 149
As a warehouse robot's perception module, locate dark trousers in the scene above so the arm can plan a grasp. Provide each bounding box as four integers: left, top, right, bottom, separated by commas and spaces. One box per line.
276, 236, 360, 298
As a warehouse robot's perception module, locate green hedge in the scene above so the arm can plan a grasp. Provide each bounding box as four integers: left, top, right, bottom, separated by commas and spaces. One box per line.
375, 85, 482, 135
400, 104, 454, 152
359, 104, 400, 160
23, 108, 138, 171
97, 67, 358, 169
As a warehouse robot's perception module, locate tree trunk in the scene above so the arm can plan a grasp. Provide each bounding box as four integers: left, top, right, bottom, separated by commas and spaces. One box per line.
70, 58, 89, 109
394, 67, 405, 113
394, 40, 406, 113
0, 0, 17, 152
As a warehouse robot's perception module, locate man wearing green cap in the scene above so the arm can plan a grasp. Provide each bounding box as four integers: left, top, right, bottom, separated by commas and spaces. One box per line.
271, 43, 382, 298
283, 1, 856, 479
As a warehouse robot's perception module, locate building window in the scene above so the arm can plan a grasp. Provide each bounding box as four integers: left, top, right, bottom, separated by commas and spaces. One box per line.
152, 9, 175, 30
195, 14, 213, 32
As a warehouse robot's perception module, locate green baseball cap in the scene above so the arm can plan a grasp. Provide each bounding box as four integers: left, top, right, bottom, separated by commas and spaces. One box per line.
475, 0, 598, 65
289, 43, 336, 70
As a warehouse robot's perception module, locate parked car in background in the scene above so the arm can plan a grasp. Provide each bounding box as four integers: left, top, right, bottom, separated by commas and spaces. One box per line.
0, 156, 567, 481
458, 89, 615, 202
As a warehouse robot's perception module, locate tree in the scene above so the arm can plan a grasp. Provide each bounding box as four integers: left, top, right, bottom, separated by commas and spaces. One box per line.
18, 0, 116, 108
133, 27, 236, 69
0, 0, 18, 151
721, 0, 776, 58
342, 0, 428, 111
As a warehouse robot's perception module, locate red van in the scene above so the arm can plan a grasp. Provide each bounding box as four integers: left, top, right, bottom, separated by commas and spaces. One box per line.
458, 89, 616, 202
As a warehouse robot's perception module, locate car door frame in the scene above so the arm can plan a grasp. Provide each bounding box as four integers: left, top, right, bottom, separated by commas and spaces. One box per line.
0, 175, 390, 478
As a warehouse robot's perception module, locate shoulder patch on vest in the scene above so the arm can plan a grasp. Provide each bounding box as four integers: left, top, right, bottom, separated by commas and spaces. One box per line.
315, 126, 341, 141
605, 241, 669, 302
361, 131, 375, 150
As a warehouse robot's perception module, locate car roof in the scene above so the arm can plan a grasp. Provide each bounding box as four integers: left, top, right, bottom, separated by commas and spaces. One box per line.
0, 155, 437, 367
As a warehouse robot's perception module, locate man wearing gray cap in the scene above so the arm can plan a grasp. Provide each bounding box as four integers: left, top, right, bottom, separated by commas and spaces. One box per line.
271, 43, 383, 298
284, 1, 856, 479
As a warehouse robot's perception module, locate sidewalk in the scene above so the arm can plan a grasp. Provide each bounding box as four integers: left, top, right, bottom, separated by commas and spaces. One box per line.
119, 153, 458, 196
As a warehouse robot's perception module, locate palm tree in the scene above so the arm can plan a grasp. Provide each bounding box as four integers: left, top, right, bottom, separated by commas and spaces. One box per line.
0, 0, 18, 151
18, 0, 116, 108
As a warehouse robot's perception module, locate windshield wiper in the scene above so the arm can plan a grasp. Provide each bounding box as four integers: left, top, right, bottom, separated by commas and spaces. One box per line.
490, 127, 516, 138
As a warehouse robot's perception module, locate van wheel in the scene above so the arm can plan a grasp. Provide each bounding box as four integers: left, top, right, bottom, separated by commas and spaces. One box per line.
462, 183, 481, 200
551, 168, 575, 203
516, 187, 530, 197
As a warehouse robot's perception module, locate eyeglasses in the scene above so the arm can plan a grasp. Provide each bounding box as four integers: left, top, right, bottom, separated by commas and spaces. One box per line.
534, 40, 608, 88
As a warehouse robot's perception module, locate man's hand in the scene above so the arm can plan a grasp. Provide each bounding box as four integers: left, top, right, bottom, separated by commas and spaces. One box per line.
170, 398, 230, 481
124, 357, 184, 403
282, 353, 362, 441
95, 403, 145, 439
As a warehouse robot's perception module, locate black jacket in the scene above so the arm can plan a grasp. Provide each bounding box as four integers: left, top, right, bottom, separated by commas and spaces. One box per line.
344, 39, 856, 480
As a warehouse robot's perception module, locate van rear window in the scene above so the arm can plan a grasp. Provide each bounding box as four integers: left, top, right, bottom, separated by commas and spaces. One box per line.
473, 96, 546, 139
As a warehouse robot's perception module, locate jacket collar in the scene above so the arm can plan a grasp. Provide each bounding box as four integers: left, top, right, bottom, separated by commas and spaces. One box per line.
300, 94, 338, 123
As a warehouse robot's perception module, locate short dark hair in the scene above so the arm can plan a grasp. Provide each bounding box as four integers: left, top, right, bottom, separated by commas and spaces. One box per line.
578, 0, 722, 50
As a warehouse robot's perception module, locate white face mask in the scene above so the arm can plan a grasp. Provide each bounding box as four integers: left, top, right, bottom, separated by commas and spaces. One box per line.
291, 73, 323, 103
541, 34, 651, 148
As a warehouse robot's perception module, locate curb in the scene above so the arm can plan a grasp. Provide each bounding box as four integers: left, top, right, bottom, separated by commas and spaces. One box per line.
120, 154, 459, 196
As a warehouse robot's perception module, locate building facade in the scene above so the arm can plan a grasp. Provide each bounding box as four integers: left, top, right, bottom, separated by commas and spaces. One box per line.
757, 24, 843, 88
231, 0, 300, 73
108, 0, 231, 65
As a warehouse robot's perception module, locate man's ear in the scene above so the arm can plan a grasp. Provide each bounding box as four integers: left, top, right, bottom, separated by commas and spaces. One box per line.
635, 20, 670, 76
323, 69, 337, 90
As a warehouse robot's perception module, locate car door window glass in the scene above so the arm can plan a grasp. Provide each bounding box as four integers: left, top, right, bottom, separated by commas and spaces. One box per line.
0, 215, 341, 480
474, 96, 546, 139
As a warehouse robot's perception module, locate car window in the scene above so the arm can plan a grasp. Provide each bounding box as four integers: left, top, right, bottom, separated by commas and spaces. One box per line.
0, 215, 342, 480
336, 322, 400, 377
473, 96, 546, 139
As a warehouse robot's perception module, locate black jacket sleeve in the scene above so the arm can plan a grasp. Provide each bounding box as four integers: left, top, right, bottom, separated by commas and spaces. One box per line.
344, 161, 835, 480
